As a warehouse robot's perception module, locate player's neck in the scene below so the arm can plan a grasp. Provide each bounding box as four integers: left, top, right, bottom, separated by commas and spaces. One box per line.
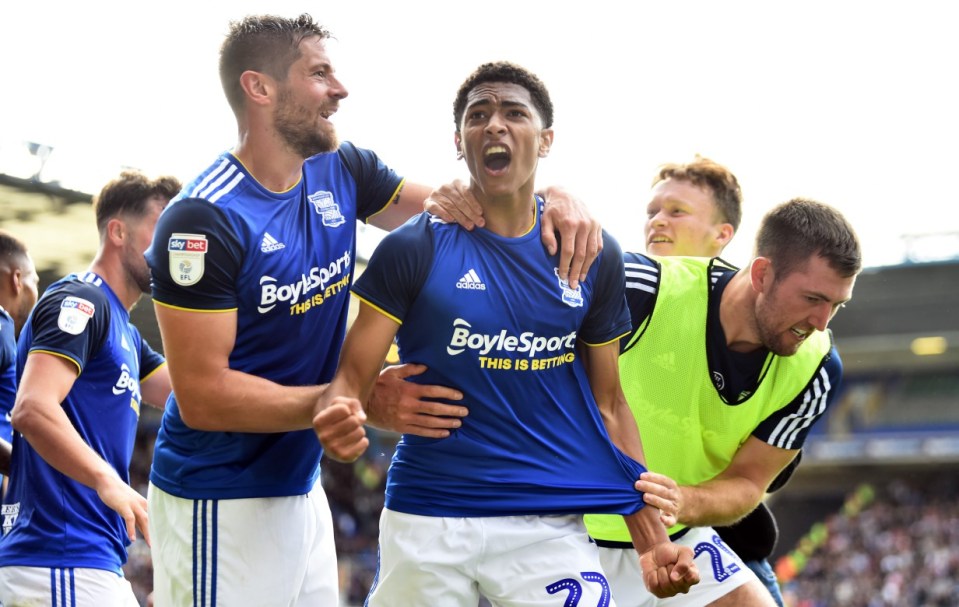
472, 187, 536, 238
719, 269, 763, 353
233, 131, 306, 194
87, 256, 141, 312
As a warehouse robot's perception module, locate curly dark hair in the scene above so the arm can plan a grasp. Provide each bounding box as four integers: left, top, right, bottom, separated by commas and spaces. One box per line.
453, 61, 554, 130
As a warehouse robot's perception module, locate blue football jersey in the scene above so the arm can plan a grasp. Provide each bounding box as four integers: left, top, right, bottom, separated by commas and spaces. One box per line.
146, 142, 403, 500
0, 308, 16, 444
353, 204, 648, 517
0, 273, 164, 573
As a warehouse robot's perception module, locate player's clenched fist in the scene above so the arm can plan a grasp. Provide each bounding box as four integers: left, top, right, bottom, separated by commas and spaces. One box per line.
640, 541, 700, 598
313, 396, 369, 462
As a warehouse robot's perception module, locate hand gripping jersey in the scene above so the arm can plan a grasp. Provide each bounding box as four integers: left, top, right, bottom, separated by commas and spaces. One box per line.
0, 273, 164, 573
353, 205, 648, 517
585, 255, 836, 542
146, 143, 402, 500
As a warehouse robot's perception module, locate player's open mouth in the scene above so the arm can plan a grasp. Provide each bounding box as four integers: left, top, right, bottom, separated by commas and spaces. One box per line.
790, 327, 810, 341
484, 145, 510, 172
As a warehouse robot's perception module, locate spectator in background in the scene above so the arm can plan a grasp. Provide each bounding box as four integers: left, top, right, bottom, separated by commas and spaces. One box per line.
0, 230, 39, 495
586, 198, 862, 606
0, 171, 177, 606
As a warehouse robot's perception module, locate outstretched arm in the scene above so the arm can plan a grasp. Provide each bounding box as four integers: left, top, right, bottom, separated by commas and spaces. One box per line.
637, 437, 798, 528
12, 353, 149, 545
582, 342, 699, 598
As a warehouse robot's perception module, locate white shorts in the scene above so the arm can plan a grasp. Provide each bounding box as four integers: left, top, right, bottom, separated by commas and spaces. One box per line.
148, 482, 337, 607
0, 565, 138, 607
599, 526, 757, 607
368, 509, 619, 607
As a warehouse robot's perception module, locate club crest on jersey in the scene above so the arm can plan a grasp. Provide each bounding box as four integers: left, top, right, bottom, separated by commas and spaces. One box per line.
58, 296, 95, 335
554, 268, 583, 308
308, 190, 345, 228
168, 233, 207, 286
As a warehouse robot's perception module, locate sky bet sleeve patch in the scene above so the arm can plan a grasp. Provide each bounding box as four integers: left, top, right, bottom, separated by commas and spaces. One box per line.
169, 233, 208, 286
57, 296, 95, 336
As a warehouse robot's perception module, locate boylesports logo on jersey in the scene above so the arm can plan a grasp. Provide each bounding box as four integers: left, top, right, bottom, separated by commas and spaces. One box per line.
168, 233, 208, 286
456, 269, 486, 291
446, 318, 577, 357
113, 362, 142, 417
57, 296, 95, 336
308, 191, 346, 228
258, 250, 352, 314
260, 232, 286, 253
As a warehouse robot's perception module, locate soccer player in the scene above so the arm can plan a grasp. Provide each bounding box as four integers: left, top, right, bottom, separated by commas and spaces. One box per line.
586, 198, 861, 606
643, 156, 740, 259
0, 230, 39, 495
641, 156, 791, 607
145, 14, 602, 606
0, 171, 177, 606
314, 61, 699, 606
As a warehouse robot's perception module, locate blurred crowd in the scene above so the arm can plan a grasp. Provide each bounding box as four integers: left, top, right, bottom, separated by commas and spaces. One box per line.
779, 476, 959, 607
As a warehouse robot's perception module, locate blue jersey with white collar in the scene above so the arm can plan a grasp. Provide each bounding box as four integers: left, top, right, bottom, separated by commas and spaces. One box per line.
353, 204, 648, 517
146, 142, 403, 500
0, 272, 164, 573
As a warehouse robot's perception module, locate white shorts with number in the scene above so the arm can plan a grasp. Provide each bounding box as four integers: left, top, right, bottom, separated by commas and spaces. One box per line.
0, 565, 139, 607
368, 508, 619, 607
599, 526, 757, 607
148, 482, 337, 607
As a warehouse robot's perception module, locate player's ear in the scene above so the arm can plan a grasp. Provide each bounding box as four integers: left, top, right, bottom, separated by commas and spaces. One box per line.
106, 217, 125, 247
750, 257, 773, 293
716, 224, 734, 249
240, 70, 274, 107
538, 128, 553, 158
454, 132, 464, 160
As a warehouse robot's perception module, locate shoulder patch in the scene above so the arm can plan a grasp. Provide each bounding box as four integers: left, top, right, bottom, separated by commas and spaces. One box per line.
58, 296, 96, 335
168, 233, 208, 286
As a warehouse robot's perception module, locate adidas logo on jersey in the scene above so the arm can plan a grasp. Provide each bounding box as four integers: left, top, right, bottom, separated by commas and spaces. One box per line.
260, 232, 286, 253
456, 269, 486, 290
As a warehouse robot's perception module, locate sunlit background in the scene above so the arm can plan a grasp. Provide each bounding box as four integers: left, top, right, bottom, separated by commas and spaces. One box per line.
3, 0, 958, 267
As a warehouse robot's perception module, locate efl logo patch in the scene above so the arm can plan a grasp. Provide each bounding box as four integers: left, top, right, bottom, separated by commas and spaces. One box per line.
168, 233, 208, 286
58, 296, 95, 335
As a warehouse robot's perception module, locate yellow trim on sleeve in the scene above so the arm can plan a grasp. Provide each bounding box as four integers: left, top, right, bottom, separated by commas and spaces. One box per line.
153, 299, 238, 314
140, 361, 167, 383
352, 294, 403, 326
579, 330, 630, 348
28, 349, 81, 375
363, 178, 407, 224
